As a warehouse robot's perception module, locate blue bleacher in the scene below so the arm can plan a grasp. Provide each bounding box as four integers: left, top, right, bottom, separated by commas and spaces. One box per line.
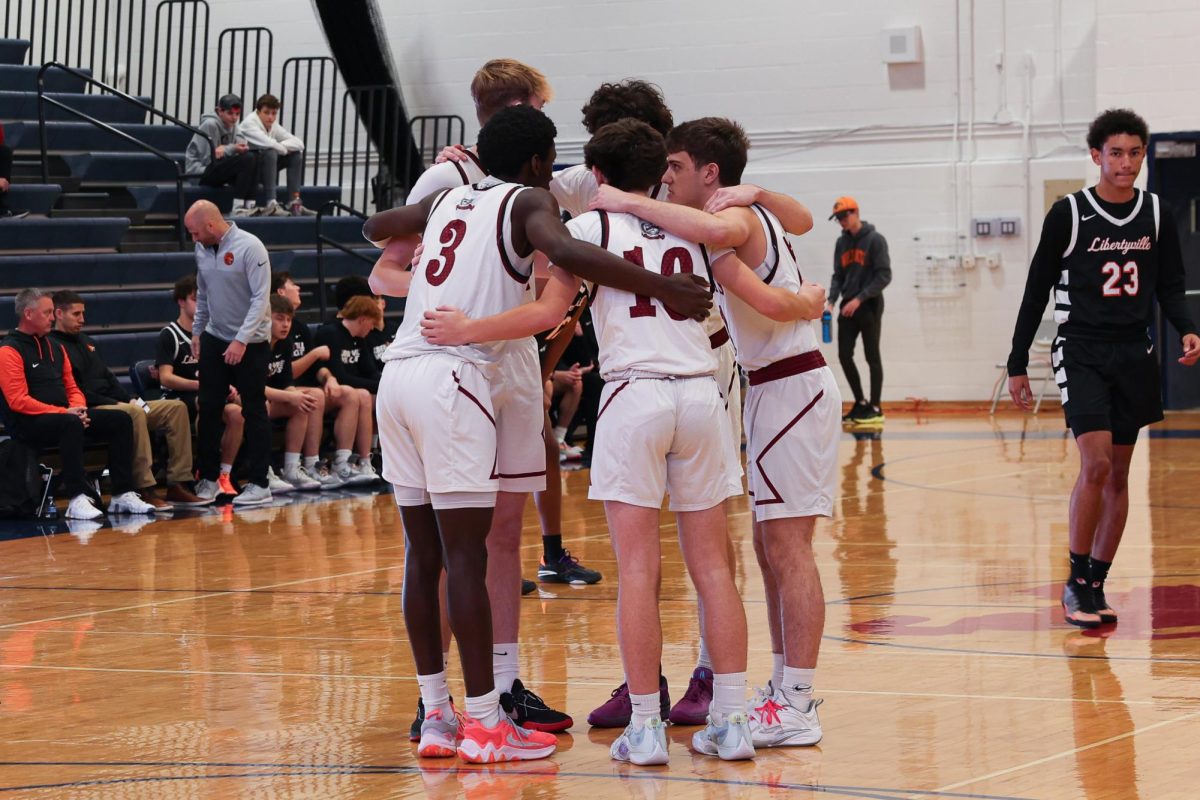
1, 90, 151, 124
127, 184, 343, 216
0, 63, 90, 93
0, 252, 197, 292
235, 216, 367, 248
4, 121, 194, 154
0, 218, 129, 252
0, 291, 176, 329
4, 185, 61, 215
62, 152, 186, 184
0, 38, 29, 65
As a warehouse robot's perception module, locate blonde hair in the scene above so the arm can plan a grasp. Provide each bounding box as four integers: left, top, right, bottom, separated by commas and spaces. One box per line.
470, 59, 553, 124
337, 294, 383, 323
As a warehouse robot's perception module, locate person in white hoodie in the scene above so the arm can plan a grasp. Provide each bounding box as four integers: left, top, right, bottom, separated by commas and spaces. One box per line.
240, 94, 315, 217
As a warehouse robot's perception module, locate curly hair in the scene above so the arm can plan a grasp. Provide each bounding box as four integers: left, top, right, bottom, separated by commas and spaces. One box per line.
581, 80, 673, 136
477, 105, 557, 179
584, 119, 667, 193
665, 117, 750, 186
1087, 108, 1149, 151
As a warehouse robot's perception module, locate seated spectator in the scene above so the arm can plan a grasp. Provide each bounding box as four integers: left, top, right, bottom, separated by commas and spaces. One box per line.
240, 94, 314, 217
265, 295, 325, 491
334, 274, 393, 374
548, 354, 591, 462
273, 272, 374, 488
0, 289, 153, 519
0, 123, 29, 219
185, 94, 260, 217
156, 275, 244, 497
315, 296, 382, 483
49, 290, 211, 509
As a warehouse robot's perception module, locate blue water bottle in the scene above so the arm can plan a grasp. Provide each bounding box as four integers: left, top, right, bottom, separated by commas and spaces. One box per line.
821, 310, 833, 344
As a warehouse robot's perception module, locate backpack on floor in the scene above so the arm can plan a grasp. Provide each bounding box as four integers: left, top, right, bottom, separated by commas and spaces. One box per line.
0, 438, 46, 518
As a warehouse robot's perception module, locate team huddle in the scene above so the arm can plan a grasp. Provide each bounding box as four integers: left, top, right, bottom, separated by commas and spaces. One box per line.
362, 59, 839, 766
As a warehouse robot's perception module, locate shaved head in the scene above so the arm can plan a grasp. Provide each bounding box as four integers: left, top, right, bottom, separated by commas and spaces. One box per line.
185, 199, 229, 246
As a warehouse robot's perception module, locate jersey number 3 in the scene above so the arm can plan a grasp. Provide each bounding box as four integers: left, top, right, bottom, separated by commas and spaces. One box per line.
1101, 261, 1139, 297
625, 246, 694, 320
426, 220, 467, 286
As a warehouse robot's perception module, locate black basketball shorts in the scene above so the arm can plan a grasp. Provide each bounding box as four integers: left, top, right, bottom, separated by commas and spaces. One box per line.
1051, 336, 1163, 445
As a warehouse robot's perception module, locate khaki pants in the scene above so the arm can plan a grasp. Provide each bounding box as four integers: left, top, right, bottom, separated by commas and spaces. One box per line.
97, 399, 193, 487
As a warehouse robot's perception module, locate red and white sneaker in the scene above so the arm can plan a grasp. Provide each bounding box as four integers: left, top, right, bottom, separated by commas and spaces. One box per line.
456, 713, 557, 763
416, 707, 460, 758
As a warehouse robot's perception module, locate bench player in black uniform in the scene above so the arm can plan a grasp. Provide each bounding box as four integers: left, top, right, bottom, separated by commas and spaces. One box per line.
1007, 108, 1200, 628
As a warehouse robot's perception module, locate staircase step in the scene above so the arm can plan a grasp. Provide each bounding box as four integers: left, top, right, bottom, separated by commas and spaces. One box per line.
0, 64, 90, 93
0, 90, 152, 123
4, 184, 61, 215
61, 152, 187, 184
56, 192, 115, 211
51, 208, 148, 224
4, 120, 194, 154
0, 38, 31, 66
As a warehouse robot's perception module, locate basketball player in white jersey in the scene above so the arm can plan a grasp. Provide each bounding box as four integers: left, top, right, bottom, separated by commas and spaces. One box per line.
422, 119, 823, 766
590, 117, 839, 747
364, 106, 711, 762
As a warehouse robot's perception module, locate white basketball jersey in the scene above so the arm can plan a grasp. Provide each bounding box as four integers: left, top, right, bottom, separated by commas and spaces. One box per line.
384, 176, 535, 372
406, 150, 488, 205
550, 164, 669, 219
566, 210, 718, 379
717, 204, 820, 370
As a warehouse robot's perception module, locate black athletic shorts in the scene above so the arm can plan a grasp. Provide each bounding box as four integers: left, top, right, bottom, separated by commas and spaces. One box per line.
1051, 335, 1162, 445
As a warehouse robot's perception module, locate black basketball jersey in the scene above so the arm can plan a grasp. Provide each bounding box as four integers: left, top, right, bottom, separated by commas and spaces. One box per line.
1054, 187, 1162, 341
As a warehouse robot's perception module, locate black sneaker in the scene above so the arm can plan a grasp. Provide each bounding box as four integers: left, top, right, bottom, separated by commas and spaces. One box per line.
408, 697, 425, 741
0, 209, 30, 220
1092, 583, 1118, 624
855, 405, 885, 425
501, 678, 573, 732
842, 400, 869, 423
1062, 581, 1102, 628
538, 550, 602, 584
521, 578, 537, 595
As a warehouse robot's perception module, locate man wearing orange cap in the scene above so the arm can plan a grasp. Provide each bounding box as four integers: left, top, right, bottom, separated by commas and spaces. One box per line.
826, 197, 890, 425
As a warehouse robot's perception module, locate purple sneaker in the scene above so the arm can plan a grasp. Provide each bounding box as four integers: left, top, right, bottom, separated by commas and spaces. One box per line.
587, 676, 671, 728
668, 666, 713, 725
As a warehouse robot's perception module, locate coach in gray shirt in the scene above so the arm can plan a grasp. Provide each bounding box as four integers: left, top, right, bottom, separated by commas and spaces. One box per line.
183, 200, 273, 505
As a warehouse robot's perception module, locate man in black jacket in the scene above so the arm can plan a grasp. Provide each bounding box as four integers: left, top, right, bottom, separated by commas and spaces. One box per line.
0, 289, 149, 519
50, 291, 211, 509
826, 196, 891, 425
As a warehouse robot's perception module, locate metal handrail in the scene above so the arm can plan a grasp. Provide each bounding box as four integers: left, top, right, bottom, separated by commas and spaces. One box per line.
37, 60, 214, 249
315, 201, 373, 321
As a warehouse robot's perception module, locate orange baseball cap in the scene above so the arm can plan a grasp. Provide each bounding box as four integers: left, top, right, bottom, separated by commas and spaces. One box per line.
829, 196, 859, 220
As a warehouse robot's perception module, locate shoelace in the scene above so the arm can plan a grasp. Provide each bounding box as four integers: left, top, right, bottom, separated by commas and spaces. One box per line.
608, 683, 629, 699
515, 684, 550, 710
681, 674, 709, 703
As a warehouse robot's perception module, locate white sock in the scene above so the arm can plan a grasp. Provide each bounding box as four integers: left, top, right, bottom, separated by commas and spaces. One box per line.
711, 672, 747, 723
630, 690, 661, 728
303, 455, 318, 471
553, 425, 568, 442
492, 643, 519, 696
334, 449, 351, 466
416, 670, 454, 720
283, 452, 301, 470
771, 653, 785, 693
220, 463, 232, 475
696, 638, 713, 672
781, 666, 815, 705
465, 688, 502, 728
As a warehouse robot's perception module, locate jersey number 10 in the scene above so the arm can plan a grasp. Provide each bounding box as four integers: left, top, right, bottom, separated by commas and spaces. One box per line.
625, 246, 694, 320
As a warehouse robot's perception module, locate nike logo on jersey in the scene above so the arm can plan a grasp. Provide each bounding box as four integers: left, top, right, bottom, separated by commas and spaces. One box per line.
31, 362, 39, 368
257, 260, 267, 267
1147, 344, 1154, 355
1081, 213, 1097, 221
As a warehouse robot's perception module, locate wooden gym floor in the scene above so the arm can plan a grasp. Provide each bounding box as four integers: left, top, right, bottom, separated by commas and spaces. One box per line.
0, 411, 1197, 799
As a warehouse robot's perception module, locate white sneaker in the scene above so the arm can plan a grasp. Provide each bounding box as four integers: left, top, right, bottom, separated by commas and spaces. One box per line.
331, 460, 357, 486
267, 467, 295, 495
230, 205, 256, 218
610, 718, 669, 765
66, 494, 104, 520
303, 463, 343, 490
194, 479, 221, 502
691, 712, 755, 760
748, 689, 823, 747
108, 491, 157, 515
348, 459, 380, 485
262, 200, 291, 217
282, 464, 321, 491
231, 483, 272, 506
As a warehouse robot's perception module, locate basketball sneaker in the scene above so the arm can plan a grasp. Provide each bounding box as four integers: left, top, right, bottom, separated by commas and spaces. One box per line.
748, 688, 823, 747
501, 679, 572, 732
456, 714, 556, 763
610, 718, 669, 765
1092, 583, 1118, 624
691, 712, 756, 760
1062, 581, 1102, 628
416, 707, 460, 758
217, 473, 237, 497
668, 666, 713, 725
409, 698, 426, 742
521, 579, 537, 596
854, 404, 885, 425
587, 675, 671, 728
842, 400, 869, 423
538, 551, 602, 584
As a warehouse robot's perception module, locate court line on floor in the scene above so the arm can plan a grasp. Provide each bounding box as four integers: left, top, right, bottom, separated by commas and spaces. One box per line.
927, 710, 1200, 796
0, 760, 1035, 800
